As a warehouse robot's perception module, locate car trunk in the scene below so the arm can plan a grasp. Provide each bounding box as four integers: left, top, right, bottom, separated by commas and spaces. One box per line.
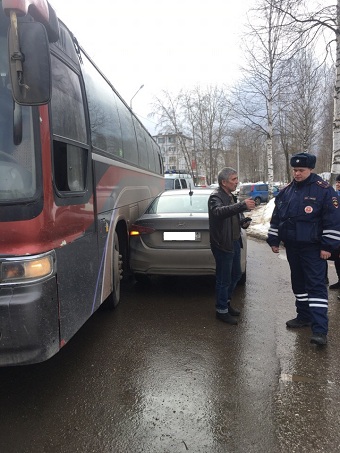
136, 214, 210, 249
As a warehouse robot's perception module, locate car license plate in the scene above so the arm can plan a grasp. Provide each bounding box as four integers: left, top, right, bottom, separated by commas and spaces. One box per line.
163, 232, 201, 241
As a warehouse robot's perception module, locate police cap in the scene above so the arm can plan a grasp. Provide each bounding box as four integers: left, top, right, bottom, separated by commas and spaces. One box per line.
290, 152, 316, 169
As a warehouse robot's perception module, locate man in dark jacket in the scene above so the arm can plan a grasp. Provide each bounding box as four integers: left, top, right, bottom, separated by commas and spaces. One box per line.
327, 174, 340, 289
267, 152, 340, 346
208, 167, 255, 324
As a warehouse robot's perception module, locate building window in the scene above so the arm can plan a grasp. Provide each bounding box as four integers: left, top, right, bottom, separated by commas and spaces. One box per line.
169, 156, 176, 166
158, 137, 165, 144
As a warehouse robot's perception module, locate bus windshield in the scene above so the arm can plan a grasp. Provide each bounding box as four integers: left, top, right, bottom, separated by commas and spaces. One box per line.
0, 31, 36, 202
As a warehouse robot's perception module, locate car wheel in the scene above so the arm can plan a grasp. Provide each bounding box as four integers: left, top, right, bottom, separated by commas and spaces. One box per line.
105, 231, 123, 309
254, 197, 261, 206
113, 232, 123, 304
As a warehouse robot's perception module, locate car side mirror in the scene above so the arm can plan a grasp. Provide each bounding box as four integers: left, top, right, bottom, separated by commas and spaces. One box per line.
8, 17, 51, 105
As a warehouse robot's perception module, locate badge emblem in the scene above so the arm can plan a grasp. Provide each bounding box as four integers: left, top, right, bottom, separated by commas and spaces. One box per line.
304, 206, 313, 214
332, 197, 339, 208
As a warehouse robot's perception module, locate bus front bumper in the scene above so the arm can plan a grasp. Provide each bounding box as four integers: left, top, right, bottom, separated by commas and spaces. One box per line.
0, 277, 59, 366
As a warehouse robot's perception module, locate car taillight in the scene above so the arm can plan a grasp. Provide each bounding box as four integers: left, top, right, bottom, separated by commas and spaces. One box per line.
130, 224, 155, 236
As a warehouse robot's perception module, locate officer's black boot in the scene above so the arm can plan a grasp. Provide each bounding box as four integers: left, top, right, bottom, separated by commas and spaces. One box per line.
310, 333, 327, 345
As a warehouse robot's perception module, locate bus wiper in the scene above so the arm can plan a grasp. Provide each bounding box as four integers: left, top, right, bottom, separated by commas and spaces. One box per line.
13, 100, 22, 145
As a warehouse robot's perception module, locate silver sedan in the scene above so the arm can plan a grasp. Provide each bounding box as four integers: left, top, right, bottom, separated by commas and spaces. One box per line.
129, 189, 247, 282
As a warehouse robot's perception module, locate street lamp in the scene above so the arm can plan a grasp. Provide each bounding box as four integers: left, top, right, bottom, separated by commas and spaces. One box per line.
130, 84, 144, 109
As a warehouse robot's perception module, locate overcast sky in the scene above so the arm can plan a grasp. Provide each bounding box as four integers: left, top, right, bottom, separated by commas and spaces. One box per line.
50, 0, 253, 133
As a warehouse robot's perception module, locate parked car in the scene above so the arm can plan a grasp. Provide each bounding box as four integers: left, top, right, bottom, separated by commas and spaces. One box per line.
238, 183, 279, 206
164, 172, 195, 190
129, 189, 247, 283
210, 183, 239, 196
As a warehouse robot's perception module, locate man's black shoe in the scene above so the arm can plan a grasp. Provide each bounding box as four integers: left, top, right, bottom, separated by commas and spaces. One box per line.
228, 305, 240, 316
216, 312, 238, 325
286, 318, 311, 328
310, 333, 327, 345
329, 281, 340, 289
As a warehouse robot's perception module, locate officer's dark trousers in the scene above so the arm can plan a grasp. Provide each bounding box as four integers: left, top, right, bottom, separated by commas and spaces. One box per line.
286, 243, 328, 334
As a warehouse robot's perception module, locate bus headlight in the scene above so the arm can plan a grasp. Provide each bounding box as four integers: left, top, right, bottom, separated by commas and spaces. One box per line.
1, 253, 55, 284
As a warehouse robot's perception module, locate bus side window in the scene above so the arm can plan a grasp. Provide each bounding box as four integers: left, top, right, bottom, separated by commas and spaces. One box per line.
132, 117, 148, 169
81, 52, 123, 158
115, 98, 138, 165
151, 140, 161, 173
145, 135, 156, 171
50, 55, 87, 144
53, 141, 87, 193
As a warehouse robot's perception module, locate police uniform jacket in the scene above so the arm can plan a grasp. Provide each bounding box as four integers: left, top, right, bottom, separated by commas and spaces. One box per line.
208, 187, 248, 252
267, 173, 340, 251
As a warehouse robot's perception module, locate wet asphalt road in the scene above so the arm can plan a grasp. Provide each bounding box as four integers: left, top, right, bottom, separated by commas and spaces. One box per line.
1, 238, 340, 453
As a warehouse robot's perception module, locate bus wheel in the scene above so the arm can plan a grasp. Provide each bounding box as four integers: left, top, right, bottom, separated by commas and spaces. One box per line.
112, 231, 123, 307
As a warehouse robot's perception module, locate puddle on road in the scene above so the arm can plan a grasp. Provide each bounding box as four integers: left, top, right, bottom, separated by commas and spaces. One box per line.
280, 373, 316, 383
280, 373, 334, 385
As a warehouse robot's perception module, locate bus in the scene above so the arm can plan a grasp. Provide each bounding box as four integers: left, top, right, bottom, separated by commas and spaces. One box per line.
0, 0, 164, 366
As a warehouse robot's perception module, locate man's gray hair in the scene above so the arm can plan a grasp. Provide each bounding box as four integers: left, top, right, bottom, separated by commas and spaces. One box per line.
218, 167, 237, 186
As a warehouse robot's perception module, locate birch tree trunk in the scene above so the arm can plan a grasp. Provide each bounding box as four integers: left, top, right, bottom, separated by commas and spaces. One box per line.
267, 75, 274, 192
331, 0, 340, 180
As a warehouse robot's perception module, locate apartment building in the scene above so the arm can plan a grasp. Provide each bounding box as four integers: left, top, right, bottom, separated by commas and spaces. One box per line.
153, 133, 194, 173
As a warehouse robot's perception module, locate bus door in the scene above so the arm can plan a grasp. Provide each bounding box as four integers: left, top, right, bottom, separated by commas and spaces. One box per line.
49, 39, 99, 345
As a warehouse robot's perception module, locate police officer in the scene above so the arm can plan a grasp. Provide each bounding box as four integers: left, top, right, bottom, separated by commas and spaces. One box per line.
267, 152, 340, 345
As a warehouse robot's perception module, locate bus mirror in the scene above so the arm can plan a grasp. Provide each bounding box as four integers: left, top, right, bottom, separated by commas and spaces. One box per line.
8, 19, 51, 106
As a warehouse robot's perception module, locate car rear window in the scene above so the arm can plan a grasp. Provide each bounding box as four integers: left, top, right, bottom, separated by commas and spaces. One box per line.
165, 179, 175, 190
239, 185, 251, 195
147, 194, 210, 214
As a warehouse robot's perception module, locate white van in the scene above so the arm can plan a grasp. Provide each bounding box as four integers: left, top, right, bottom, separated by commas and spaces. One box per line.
164, 173, 195, 190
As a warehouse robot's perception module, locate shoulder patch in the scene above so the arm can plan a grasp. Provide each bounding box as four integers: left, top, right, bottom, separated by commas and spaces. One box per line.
332, 197, 339, 208
279, 182, 291, 193
315, 180, 330, 188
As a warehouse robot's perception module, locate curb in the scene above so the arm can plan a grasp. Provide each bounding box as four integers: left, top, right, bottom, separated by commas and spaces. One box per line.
246, 228, 268, 241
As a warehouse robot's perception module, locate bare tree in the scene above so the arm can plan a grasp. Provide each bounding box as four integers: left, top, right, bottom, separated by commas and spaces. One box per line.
228, 127, 267, 182
317, 66, 335, 173
151, 90, 194, 176
151, 86, 232, 184
183, 86, 232, 184
271, 0, 338, 179
287, 51, 322, 152
232, 0, 298, 194
276, 48, 327, 180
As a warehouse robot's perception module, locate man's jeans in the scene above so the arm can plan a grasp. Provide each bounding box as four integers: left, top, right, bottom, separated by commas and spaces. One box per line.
211, 240, 242, 314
